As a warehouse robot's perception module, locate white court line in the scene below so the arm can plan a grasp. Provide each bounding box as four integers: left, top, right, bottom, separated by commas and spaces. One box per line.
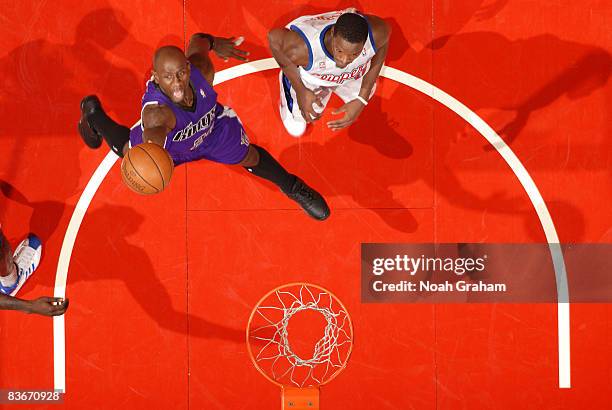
53, 58, 570, 392
53, 151, 118, 392
380, 66, 570, 389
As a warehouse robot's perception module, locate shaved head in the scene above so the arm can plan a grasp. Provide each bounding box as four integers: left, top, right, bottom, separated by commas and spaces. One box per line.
152, 45, 192, 104
153, 45, 187, 71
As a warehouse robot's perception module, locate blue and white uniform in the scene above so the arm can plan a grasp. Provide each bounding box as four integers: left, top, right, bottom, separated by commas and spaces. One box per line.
280, 8, 378, 129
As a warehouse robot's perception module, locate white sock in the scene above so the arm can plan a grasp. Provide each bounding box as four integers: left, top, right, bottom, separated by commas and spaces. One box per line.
0, 264, 18, 287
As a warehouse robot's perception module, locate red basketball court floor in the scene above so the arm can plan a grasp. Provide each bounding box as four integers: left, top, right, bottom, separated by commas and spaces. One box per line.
0, 0, 610, 409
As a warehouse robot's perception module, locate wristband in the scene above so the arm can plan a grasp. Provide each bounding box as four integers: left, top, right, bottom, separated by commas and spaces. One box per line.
355, 96, 368, 106
196, 33, 215, 51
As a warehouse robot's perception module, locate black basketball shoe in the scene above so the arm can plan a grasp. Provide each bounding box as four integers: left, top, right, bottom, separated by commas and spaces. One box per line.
286, 177, 330, 221
77, 95, 103, 149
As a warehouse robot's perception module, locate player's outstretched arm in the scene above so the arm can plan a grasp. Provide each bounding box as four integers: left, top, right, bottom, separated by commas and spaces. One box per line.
142, 105, 175, 147
359, 15, 391, 102
187, 33, 249, 85
327, 16, 391, 131
0, 293, 69, 316
268, 28, 310, 92
268, 28, 323, 122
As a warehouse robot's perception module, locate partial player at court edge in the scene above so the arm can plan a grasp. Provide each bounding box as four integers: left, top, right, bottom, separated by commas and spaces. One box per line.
78, 33, 330, 220
268, 8, 391, 136
0, 226, 69, 316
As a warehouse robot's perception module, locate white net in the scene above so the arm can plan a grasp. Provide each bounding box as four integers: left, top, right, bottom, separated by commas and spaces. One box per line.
248, 284, 353, 387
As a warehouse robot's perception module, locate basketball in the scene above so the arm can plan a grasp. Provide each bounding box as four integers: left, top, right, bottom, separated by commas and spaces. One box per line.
120, 143, 174, 195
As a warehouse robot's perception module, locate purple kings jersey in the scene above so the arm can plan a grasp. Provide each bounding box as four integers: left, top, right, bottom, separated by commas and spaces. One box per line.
129, 67, 249, 165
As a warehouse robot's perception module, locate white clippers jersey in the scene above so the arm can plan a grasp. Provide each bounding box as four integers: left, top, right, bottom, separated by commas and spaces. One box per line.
286, 8, 378, 88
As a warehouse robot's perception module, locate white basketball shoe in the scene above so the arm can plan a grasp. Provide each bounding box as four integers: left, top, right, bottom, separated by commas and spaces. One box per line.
9, 234, 42, 297
279, 102, 308, 138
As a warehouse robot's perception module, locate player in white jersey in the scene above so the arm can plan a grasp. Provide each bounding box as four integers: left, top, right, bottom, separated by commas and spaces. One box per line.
268, 9, 390, 136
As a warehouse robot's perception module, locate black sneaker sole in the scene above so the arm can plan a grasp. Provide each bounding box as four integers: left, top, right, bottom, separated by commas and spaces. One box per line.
78, 96, 103, 149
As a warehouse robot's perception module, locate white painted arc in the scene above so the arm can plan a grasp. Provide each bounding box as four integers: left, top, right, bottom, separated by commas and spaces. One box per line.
53, 151, 118, 392
53, 58, 571, 393
379, 66, 570, 388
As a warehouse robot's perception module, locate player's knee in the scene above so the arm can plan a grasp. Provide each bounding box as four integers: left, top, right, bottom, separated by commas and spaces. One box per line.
239, 145, 260, 167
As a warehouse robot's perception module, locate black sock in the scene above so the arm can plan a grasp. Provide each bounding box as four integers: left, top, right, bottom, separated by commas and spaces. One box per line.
89, 111, 130, 157
245, 145, 296, 193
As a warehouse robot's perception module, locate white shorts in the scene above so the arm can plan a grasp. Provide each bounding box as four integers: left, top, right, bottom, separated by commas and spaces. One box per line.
279, 71, 376, 123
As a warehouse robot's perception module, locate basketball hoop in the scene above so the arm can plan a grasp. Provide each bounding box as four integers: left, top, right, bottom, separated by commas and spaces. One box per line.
246, 283, 354, 409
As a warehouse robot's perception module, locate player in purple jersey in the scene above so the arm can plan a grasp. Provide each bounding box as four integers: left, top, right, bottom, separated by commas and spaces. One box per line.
78, 33, 329, 220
